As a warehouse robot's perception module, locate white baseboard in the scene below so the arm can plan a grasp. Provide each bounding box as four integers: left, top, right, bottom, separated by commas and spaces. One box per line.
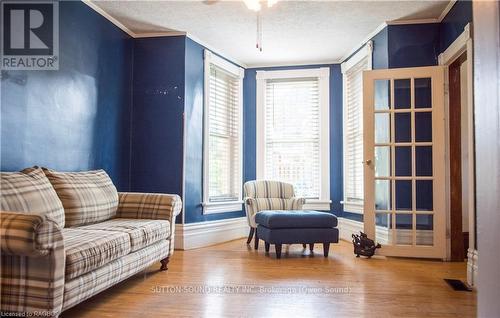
467, 248, 478, 288
174, 217, 248, 250
338, 217, 364, 241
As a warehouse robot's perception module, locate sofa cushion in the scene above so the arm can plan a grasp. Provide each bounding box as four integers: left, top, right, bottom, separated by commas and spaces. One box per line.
77, 218, 170, 252
1, 167, 65, 228
43, 169, 118, 227
63, 228, 130, 279
255, 210, 338, 228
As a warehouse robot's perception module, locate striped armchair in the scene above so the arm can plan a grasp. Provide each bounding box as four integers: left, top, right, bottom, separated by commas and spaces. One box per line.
243, 180, 305, 248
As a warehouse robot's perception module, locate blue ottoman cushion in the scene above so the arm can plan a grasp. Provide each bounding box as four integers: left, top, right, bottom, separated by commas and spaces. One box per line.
255, 210, 338, 228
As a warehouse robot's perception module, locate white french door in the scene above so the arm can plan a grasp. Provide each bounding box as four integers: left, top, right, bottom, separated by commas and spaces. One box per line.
363, 66, 446, 258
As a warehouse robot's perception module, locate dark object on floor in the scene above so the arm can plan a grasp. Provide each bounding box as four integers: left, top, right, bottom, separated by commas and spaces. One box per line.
444, 279, 472, 291
352, 231, 381, 258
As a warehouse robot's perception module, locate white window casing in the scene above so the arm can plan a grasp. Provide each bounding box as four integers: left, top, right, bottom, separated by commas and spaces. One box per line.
341, 41, 373, 214
203, 50, 245, 214
256, 67, 331, 210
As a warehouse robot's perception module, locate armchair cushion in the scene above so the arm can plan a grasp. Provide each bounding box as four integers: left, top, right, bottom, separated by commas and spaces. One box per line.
43, 169, 119, 227
77, 218, 170, 252
1, 167, 65, 228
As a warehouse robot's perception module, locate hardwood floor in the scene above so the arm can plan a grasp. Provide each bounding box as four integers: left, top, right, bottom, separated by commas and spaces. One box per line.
63, 240, 476, 318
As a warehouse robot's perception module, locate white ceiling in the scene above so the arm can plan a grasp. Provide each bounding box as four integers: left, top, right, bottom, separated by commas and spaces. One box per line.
91, 0, 450, 67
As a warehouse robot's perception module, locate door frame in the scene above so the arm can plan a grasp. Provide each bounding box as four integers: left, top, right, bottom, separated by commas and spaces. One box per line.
438, 23, 476, 276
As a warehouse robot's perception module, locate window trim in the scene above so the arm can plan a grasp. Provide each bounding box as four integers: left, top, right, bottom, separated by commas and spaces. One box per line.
202, 50, 245, 214
341, 41, 373, 214
256, 67, 331, 210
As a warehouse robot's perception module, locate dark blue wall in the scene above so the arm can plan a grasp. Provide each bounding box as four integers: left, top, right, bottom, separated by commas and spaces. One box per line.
372, 27, 389, 70
130, 36, 185, 204
387, 23, 441, 68
439, 0, 473, 53
0, 1, 133, 190
184, 38, 246, 223
244, 64, 344, 217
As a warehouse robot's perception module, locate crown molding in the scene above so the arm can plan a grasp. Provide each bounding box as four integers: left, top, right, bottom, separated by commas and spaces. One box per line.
247, 59, 341, 69
339, 22, 386, 64
438, 0, 457, 22
387, 18, 440, 25
82, 0, 135, 37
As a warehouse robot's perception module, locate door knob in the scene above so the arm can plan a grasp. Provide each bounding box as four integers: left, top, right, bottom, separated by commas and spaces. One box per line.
362, 159, 372, 165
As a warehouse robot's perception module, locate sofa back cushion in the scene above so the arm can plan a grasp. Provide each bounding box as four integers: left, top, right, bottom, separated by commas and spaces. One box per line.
43, 169, 118, 227
1, 167, 66, 228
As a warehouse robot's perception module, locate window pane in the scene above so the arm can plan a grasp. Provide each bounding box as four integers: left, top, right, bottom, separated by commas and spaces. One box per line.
395, 112, 411, 142
375, 146, 390, 177
264, 77, 321, 198
395, 146, 411, 176
415, 78, 432, 108
344, 58, 368, 205
375, 113, 390, 144
416, 146, 433, 176
207, 65, 241, 202
415, 112, 432, 142
394, 79, 411, 109
374, 79, 391, 110
395, 180, 412, 210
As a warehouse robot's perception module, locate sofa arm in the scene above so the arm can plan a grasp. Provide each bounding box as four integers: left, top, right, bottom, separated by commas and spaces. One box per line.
1, 211, 62, 257
117, 193, 182, 255
1, 211, 65, 316
116, 192, 182, 221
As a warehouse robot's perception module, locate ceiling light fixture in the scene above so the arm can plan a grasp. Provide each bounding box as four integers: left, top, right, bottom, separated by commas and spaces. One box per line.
243, 0, 279, 52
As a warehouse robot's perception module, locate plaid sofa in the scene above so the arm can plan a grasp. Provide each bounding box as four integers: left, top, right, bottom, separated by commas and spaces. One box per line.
0, 167, 182, 317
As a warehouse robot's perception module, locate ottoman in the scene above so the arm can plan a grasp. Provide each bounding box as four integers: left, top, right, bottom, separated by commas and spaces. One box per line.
255, 210, 339, 259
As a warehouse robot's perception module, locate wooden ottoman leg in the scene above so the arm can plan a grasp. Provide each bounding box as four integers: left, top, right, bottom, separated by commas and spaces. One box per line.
160, 257, 170, 271
275, 244, 282, 259
302, 244, 307, 249
246, 228, 255, 245
265, 242, 270, 253
309, 243, 314, 252
323, 243, 330, 257
254, 230, 259, 250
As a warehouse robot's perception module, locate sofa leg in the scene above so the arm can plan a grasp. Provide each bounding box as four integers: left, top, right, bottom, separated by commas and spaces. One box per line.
246, 228, 255, 245
275, 244, 282, 259
160, 257, 170, 271
323, 243, 330, 257
265, 242, 270, 253
254, 230, 259, 250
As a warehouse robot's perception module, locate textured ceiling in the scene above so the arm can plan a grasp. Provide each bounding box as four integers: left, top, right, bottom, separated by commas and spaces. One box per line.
92, 0, 450, 67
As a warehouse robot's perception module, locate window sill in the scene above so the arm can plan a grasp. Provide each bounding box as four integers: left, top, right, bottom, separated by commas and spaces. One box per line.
341, 201, 364, 214
303, 200, 332, 211
202, 201, 244, 214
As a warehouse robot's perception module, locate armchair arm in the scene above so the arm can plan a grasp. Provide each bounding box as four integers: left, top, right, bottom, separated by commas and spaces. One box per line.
1, 211, 62, 257
1, 211, 65, 316
290, 197, 306, 210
